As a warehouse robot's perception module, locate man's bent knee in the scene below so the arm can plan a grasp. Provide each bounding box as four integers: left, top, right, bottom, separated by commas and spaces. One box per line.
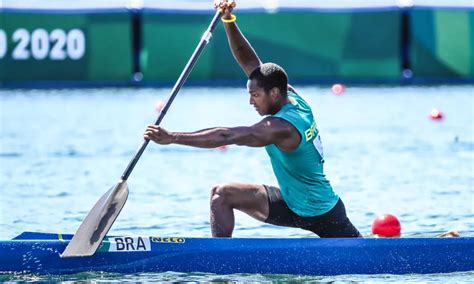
210, 183, 235, 208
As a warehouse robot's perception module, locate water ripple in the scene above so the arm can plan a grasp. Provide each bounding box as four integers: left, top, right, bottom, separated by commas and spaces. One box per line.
0, 152, 22, 157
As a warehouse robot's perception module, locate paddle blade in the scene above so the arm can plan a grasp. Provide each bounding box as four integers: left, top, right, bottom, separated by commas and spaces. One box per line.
60, 180, 129, 257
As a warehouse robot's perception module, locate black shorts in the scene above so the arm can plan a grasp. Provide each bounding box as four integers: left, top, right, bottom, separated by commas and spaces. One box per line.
264, 185, 362, 238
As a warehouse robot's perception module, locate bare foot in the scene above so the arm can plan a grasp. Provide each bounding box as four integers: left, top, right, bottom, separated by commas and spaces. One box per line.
438, 230, 460, 238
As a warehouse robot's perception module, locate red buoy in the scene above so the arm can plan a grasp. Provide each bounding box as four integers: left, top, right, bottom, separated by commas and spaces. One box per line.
429, 109, 444, 121
155, 101, 166, 112
331, 84, 346, 95
372, 214, 401, 237
216, 145, 228, 151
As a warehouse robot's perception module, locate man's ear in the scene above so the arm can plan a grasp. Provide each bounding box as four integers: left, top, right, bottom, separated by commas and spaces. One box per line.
270, 87, 280, 100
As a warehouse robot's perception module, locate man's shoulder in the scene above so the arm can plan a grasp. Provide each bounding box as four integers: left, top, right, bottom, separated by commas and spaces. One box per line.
263, 116, 299, 133
287, 89, 312, 113
287, 84, 297, 94
286, 86, 307, 103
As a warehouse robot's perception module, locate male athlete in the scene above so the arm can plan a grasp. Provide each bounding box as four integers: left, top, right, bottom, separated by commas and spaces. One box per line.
144, 0, 361, 238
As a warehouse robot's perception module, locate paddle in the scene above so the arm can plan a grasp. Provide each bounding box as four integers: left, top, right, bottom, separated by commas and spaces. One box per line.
61, 10, 222, 257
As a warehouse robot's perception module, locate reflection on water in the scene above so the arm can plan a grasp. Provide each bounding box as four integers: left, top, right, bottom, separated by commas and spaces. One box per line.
1, 271, 474, 283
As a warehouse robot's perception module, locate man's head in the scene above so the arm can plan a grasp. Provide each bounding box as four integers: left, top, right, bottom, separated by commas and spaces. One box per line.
247, 63, 288, 116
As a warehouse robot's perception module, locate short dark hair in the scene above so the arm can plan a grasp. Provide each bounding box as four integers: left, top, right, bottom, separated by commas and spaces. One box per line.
249, 63, 288, 96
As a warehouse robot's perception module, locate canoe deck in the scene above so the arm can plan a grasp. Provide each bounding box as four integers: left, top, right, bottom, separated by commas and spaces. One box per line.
1, 232, 473, 275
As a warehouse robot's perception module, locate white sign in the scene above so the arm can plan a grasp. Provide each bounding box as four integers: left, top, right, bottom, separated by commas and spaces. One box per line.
0, 30, 7, 59
108, 236, 151, 252
313, 133, 324, 161
0, 28, 86, 61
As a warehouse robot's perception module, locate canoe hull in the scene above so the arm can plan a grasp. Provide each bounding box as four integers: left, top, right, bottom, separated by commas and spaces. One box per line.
1, 232, 473, 275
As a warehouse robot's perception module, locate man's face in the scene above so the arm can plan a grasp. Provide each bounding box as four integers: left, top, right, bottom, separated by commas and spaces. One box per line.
247, 79, 271, 116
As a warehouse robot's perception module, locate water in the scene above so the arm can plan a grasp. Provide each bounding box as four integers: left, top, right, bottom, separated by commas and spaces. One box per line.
0, 85, 473, 282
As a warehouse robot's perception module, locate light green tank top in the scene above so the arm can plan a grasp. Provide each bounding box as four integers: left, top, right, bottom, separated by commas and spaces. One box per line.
265, 91, 338, 217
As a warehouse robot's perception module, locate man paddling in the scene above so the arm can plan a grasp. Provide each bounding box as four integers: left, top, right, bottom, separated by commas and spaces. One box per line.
144, 0, 361, 238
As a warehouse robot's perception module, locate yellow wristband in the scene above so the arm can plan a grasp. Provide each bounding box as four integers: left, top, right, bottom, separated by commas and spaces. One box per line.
221, 14, 237, 23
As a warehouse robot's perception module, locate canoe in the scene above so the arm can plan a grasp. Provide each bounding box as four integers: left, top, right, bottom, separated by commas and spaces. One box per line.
1, 232, 473, 275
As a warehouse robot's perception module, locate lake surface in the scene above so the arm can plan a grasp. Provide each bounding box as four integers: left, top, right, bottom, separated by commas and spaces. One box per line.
0, 85, 473, 282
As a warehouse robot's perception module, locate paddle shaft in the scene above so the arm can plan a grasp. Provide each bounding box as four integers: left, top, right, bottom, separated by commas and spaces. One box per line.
121, 11, 222, 181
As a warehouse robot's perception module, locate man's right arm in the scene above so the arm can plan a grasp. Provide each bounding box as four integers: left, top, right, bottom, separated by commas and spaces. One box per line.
216, 0, 261, 77
144, 117, 299, 151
